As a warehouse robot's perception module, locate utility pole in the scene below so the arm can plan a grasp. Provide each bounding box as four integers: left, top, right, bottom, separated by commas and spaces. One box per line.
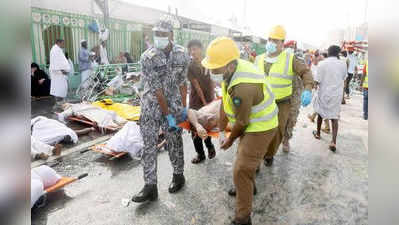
104, 0, 109, 28
94, 0, 109, 28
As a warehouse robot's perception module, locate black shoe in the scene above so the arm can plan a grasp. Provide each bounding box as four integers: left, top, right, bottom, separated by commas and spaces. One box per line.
228, 185, 257, 196
207, 146, 216, 159
131, 184, 158, 202
230, 217, 252, 225
168, 174, 185, 193
191, 154, 206, 164
264, 157, 274, 167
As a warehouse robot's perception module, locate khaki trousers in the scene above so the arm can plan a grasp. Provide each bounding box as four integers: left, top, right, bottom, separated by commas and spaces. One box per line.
234, 128, 277, 221
264, 101, 291, 159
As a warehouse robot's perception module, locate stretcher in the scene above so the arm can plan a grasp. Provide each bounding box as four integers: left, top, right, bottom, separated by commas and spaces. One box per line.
89, 144, 128, 160
67, 116, 121, 133
88, 139, 167, 160
177, 121, 231, 138
44, 173, 88, 194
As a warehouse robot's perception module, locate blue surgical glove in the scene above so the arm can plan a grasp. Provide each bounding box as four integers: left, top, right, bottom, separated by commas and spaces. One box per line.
301, 90, 312, 107
181, 108, 188, 121
166, 114, 178, 130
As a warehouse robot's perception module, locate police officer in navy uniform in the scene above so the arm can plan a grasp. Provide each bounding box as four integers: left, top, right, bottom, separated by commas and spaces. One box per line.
132, 17, 190, 203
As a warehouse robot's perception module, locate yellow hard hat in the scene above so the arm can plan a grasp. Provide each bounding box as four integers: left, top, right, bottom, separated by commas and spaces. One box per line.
268, 25, 286, 40
101, 99, 114, 105
201, 37, 240, 69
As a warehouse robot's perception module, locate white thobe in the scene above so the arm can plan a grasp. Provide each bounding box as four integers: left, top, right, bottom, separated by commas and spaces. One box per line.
313, 57, 347, 119
49, 44, 71, 98
347, 54, 358, 74
100, 45, 109, 65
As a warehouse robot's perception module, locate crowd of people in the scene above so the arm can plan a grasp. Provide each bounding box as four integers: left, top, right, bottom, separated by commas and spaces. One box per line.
128, 18, 368, 225
30, 16, 368, 225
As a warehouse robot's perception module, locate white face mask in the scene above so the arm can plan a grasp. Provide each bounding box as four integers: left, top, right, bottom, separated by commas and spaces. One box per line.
153, 36, 169, 49
210, 71, 224, 84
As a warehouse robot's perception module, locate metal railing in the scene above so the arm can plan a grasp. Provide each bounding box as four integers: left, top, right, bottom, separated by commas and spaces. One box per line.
75, 63, 140, 102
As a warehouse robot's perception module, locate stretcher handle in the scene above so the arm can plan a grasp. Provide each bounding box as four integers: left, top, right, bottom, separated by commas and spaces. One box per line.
78, 173, 88, 180
80, 149, 90, 154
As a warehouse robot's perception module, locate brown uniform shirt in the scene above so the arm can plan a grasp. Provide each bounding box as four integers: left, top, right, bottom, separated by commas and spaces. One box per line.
226, 82, 272, 141
263, 55, 314, 102
188, 60, 215, 110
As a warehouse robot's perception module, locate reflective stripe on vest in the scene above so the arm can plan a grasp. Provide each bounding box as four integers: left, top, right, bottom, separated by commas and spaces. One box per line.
363, 62, 368, 88
255, 51, 294, 100
222, 59, 278, 132
225, 81, 276, 117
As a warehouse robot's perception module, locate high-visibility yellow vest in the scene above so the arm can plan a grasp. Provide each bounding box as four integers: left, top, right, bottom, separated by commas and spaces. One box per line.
363, 61, 368, 88
222, 59, 278, 132
255, 51, 294, 100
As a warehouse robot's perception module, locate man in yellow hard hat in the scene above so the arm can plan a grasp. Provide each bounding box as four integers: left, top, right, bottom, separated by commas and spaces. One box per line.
202, 37, 278, 225
254, 25, 314, 166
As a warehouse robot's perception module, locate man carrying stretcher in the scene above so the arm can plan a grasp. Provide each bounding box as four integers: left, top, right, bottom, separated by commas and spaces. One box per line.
187, 39, 217, 164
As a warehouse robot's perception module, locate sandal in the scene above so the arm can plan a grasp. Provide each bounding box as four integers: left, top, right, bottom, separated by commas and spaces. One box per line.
307, 114, 315, 123
312, 131, 321, 140
321, 127, 330, 134
329, 143, 337, 152
191, 155, 206, 164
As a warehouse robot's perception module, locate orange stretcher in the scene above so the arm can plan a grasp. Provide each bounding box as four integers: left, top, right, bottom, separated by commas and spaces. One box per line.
88, 139, 167, 160
67, 116, 121, 133
89, 144, 128, 160
177, 121, 230, 138
44, 173, 88, 193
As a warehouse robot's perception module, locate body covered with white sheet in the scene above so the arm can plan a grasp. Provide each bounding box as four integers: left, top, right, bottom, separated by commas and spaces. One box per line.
31, 116, 78, 145
58, 103, 127, 129
31, 166, 62, 208
31, 136, 54, 160
103, 122, 143, 158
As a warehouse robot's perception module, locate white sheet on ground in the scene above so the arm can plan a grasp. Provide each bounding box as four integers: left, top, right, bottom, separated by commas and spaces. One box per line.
31, 116, 78, 145
58, 103, 127, 129
31, 136, 54, 160
31, 165, 62, 208
104, 122, 143, 158
31, 179, 44, 208
32, 165, 62, 189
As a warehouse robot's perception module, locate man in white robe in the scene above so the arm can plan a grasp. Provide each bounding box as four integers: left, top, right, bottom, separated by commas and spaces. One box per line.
49, 39, 71, 108
99, 41, 109, 65
313, 45, 347, 151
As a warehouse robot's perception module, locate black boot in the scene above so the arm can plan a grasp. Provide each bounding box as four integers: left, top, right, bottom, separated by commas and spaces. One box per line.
131, 184, 158, 202
264, 157, 274, 167
205, 137, 216, 159
168, 174, 185, 193
230, 217, 252, 225
228, 185, 257, 196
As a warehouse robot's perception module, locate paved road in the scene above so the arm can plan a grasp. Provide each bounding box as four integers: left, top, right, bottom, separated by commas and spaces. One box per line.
31, 93, 368, 225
